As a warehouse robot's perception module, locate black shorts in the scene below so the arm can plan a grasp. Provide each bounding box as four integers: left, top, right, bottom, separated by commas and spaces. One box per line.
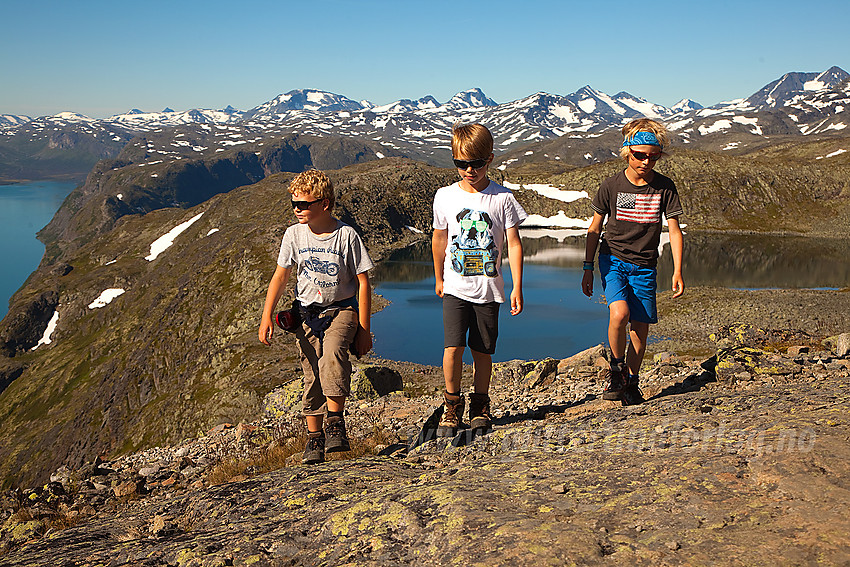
442, 294, 500, 355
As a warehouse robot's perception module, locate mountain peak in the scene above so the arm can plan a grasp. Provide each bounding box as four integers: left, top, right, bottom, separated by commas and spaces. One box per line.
446, 88, 497, 109
671, 98, 703, 113
245, 89, 364, 119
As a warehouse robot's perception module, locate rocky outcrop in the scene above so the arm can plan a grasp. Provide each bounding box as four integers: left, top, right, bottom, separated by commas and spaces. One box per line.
0, 290, 58, 357
511, 145, 850, 235
2, 326, 849, 565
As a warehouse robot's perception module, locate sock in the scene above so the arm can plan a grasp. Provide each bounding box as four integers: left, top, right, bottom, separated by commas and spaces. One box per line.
327, 410, 344, 419
610, 357, 625, 371
445, 390, 461, 397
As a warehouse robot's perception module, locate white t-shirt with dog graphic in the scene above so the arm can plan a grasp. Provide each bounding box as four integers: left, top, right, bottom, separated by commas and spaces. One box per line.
432, 181, 527, 304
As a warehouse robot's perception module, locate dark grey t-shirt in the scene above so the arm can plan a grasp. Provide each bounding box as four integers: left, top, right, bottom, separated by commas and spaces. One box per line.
591, 170, 683, 268
277, 220, 373, 307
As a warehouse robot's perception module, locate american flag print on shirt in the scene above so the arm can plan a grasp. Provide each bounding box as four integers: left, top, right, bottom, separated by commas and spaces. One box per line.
616, 192, 662, 223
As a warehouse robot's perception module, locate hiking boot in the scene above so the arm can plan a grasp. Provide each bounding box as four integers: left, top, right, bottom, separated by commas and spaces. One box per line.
602, 366, 626, 401
468, 392, 492, 431
324, 415, 351, 453
302, 431, 325, 464
621, 377, 645, 406
437, 392, 465, 436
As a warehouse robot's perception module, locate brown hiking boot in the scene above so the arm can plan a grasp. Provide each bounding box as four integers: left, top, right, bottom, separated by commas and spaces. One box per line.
302, 431, 325, 464
621, 376, 645, 406
468, 392, 492, 430
437, 392, 465, 436
324, 415, 351, 453
602, 366, 625, 401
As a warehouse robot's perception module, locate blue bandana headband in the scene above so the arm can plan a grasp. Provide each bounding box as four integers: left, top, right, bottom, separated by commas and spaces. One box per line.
623, 131, 662, 148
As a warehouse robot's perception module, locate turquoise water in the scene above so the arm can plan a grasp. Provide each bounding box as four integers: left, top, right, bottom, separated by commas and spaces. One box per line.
0, 181, 77, 318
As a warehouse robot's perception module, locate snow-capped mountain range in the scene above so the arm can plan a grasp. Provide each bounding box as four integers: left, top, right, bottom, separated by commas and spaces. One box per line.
1, 67, 847, 170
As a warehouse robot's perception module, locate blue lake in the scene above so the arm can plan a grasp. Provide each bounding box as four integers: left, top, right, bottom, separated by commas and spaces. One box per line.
371, 231, 850, 365
0, 181, 77, 318
371, 234, 616, 365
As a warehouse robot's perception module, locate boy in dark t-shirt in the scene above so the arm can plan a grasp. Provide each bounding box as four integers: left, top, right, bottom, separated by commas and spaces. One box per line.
581, 118, 684, 405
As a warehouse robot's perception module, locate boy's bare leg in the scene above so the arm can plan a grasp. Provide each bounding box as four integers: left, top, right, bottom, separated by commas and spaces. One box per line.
327, 396, 345, 413
470, 349, 492, 394
469, 349, 494, 430
304, 397, 344, 432
305, 414, 323, 432
607, 300, 631, 360
443, 346, 464, 393
627, 321, 649, 377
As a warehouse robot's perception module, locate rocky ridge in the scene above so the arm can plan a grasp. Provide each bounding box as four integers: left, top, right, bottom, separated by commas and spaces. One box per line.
2, 320, 849, 565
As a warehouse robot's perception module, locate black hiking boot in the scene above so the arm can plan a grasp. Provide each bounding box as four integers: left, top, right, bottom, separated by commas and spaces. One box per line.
302, 431, 325, 464
324, 415, 351, 453
437, 392, 465, 437
621, 376, 645, 406
468, 392, 492, 431
602, 366, 626, 401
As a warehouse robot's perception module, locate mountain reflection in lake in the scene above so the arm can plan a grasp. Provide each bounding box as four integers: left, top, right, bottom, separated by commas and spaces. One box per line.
659, 232, 850, 290
370, 231, 850, 365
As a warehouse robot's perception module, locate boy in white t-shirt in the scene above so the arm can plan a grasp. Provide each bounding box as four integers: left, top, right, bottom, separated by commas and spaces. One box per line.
432, 123, 527, 435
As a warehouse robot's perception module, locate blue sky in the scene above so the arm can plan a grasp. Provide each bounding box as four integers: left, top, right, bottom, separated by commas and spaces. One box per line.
2, 0, 848, 118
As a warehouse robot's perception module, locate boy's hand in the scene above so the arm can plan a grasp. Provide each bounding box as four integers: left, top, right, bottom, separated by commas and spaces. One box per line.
510, 289, 523, 316
353, 325, 372, 356
672, 273, 685, 298
434, 279, 444, 297
581, 270, 594, 297
259, 318, 274, 345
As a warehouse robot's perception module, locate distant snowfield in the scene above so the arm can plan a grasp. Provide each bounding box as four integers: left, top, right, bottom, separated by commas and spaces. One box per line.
88, 288, 125, 309
146, 212, 205, 261
503, 181, 588, 203
816, 148, 847, 159
31, 310, 60, 350
520, 227, 588, 239
523, 211, 592, 229
699, 119, 732, 135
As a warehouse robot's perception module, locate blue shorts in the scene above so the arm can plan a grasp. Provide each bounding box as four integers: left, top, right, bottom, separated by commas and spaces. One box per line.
599, 254, 658, 324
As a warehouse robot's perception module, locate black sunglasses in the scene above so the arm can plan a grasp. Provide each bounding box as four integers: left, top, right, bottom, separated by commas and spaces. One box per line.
453, 158, 489, 170
291, 198, 323, 210
629, 149, 662, 162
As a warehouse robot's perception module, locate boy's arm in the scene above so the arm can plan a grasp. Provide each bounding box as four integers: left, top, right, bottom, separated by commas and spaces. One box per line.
432, 228, 448, 297
506, 225, 524, 315
582, 213, 605, 297
353, 271, 373, 356
667, 217, 685, 298
259, 265, 291, 345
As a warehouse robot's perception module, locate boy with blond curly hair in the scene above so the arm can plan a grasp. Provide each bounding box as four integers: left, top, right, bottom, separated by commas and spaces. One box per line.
260, 169, 373, 463
582, 118, 684, 406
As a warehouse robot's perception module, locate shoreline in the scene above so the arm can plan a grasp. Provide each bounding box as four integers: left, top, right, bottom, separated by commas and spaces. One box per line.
652, 285, 850, 357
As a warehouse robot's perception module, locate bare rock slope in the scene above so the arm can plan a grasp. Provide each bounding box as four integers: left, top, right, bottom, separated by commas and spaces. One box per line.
3, 319, 849, 566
